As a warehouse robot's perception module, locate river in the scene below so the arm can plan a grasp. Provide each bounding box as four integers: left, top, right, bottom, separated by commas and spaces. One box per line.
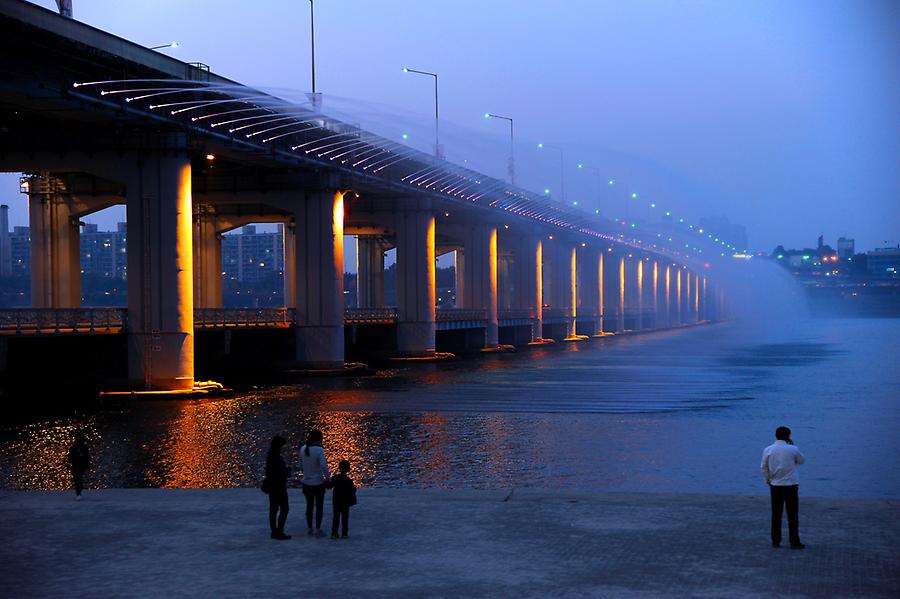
1, 318, 897, 497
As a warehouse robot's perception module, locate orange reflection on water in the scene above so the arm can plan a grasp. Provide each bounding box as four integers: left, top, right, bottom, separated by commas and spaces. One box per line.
310, 411, 380, 489
156, 398, 246, 488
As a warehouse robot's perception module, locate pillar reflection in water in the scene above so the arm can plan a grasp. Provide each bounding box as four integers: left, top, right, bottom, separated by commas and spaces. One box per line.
636, 258, 644, 330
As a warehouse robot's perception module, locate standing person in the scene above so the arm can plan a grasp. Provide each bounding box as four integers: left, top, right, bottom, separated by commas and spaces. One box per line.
299, 429, 330, 537
761, 426, 806, 549
330, 460, 357, 539
264, 435, 292, 540
68, 430, 90, 501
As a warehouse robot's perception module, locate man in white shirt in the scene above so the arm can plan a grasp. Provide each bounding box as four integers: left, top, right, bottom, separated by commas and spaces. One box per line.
761, 426, 806, 549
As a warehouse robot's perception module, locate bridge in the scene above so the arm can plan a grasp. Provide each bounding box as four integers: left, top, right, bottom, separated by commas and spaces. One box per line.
0, 0, 728, 391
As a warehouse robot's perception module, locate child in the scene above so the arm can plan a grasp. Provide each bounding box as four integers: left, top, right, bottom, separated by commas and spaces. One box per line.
330, 460, 357, 539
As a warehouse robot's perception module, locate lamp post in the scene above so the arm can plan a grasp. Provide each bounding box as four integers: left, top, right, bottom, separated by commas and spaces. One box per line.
306, 1, 322, 109
485, 113, 515, 185
537, 143, 565, 202
150, 42, 179, 51
403, 67, 441, 158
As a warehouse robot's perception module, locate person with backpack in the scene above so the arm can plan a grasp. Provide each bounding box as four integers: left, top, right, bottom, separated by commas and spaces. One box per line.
330, 460, 357, 539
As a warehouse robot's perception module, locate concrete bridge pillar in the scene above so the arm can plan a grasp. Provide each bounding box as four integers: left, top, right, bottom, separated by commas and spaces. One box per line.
356, 236, 386, 308
513, 235, 542, 342
685, 272, 694, 323
192, 208, 223, 308
693, 272, 701, 322
125, 153, 194, 390
663, 264, 672, 328
551, 241, 577, 339
651, 260, 660, 329
673, 267, 683, 326
616, 254, 626, 332
497, 253, 512, 310
700, 275, 708, 321
292, 189, 345, 368
28, 176, 80, 308
577, 246, 602, 336
283, 222, 297, 309
635, 258, 645, 331
396, 209, 436, 357
462, 224, 499, 348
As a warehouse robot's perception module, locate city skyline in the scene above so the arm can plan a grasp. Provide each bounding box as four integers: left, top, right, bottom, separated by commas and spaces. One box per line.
1, 0, 897, 252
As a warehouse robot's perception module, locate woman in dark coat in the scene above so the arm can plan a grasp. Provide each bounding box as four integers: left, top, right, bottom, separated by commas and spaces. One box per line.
68, 430, 90, 501
265, 435, 292, 540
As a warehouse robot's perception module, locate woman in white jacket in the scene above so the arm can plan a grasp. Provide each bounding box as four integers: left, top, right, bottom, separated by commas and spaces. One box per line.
299, 429, 330, 537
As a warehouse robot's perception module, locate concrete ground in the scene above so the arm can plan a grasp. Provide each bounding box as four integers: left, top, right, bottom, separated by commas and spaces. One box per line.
0, 489, 897, 598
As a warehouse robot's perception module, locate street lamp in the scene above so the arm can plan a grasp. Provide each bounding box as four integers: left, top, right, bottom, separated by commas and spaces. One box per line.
150, 42, 179, 51
307, 0, 322, 109
403, 67, 441, 158
484, 112, 515, 185
537, 142, 565, 202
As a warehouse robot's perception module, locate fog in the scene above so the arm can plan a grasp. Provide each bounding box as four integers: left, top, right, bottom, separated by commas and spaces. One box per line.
4, 0, 898, 254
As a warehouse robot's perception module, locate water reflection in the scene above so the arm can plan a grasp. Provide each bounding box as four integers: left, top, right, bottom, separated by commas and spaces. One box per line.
1, 319, 898, 497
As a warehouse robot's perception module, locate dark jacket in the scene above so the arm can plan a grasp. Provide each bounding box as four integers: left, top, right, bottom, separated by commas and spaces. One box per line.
265, 452, 291, 493
68, 442, 90, 472
331, 472, 356, 508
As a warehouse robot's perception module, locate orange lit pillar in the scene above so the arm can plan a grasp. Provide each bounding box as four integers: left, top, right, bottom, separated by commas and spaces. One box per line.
514, 235, 543, 342
651, 260, 660, 329
674, 267, 682, 326
663, 264, 672, 328
293, 189, 345, 368
28, 175, 81, 308
636, 258, 644, 331
617, 254, 626, 332
577, 246, 602, 336
463, 223, 499, 348
126, 153, 194, 390
396, 208, 436, 357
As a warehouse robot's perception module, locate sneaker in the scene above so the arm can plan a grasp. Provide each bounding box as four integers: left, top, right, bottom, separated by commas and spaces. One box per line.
315, 529, 326, 538
273, 533, 292, 541
330, 532, 340, 540
75, 495, 82, 501
341, 533, 348, 539
307, 528, 314, 536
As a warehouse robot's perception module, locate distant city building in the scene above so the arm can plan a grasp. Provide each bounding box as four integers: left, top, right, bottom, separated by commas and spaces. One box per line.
698, 215, 748, 252
866, 246, 900, 279
221, 224, 285, 284
837, 237, 855, 259
0, 205, 10, 276
9, 225, 30, 277
80, 222, 127, 279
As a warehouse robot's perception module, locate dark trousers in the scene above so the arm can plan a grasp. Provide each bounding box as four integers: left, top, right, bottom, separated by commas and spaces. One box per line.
303, 484, 326, 529
770, 484, 800, 545
332, 505, 349, 535
268, 489, 289, 534
72, 467, 85, 496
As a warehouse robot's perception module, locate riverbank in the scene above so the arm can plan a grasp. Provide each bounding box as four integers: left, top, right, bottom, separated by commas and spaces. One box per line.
1, 488, 897, 598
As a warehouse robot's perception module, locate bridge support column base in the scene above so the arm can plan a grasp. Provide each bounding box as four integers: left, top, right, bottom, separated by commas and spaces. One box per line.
127, 331, 194, 391
396, 321, 436, 357
295, 325, 344, 369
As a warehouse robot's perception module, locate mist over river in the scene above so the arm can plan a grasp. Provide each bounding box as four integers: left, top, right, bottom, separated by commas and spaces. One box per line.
1, 318, 897, 497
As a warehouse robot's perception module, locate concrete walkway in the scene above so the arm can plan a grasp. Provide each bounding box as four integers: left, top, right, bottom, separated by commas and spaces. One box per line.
1, 489, 897, 598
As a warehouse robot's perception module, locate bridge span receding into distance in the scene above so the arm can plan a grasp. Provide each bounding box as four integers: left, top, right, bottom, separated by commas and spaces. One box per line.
0, 0, 728, 391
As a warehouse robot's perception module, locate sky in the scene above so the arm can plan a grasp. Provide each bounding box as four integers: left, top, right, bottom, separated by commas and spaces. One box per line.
3, 0, 898, 253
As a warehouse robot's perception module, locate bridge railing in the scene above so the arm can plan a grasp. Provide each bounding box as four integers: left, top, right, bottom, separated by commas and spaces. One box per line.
541, 308, 571, 321
344, 307, 398, 324
193, 308, 295, 328
436, 308, 488, 322
498, 309, 535, 321
0, 308, 125, 334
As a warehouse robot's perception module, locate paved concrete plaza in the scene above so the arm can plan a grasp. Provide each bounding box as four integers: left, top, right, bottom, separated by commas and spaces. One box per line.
1, 488, 897, 598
